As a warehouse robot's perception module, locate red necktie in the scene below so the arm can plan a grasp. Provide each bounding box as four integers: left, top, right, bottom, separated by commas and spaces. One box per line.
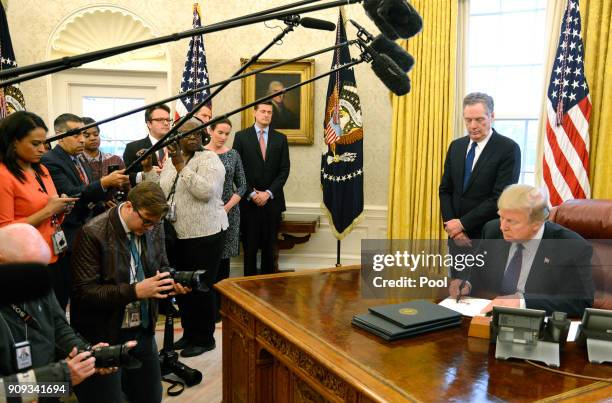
259, 130, 266, 160
73, 157, 89, 184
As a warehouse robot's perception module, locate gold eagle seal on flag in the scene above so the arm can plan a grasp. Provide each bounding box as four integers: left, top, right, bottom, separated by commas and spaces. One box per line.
325, 82, 363, 156
1, 85, 26, 115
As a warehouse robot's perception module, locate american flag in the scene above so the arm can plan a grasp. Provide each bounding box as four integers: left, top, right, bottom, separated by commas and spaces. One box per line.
324, 23, 342, 145
174, 3, 211, 121
543, 0, 590, 207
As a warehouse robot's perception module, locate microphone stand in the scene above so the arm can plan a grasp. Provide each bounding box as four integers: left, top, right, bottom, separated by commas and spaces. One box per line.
0, 0, 362, 83
154, 57, 364, 154
45, 40, 355, 144
125, 19, 310, 174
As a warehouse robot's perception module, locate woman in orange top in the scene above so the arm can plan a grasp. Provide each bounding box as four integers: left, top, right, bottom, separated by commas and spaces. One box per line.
0, 111, 77, 264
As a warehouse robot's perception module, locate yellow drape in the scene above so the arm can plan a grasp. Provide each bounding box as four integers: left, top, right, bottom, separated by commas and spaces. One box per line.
387, 0, 458, 239
582, 0, 612, 198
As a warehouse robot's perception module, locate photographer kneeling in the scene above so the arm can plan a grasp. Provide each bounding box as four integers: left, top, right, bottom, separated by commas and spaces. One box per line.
70, 182, 189, 403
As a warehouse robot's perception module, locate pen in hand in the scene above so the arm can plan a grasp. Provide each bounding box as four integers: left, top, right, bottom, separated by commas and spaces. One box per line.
456, 279, 467, 303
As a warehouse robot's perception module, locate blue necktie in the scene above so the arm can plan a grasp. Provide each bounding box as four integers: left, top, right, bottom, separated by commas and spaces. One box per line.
463, 142, 477, 191
128, 234, 149, 328
501, 244, 524, 295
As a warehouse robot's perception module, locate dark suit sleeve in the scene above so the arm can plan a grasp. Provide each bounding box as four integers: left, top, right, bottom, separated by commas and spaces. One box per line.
42, 154, 105, 203
232, 133, 254, 193
460, 142, 521, 234
439, 142, 456, 222
268, 133, 290, 196
123, 142, 140, 187
525, 239, 594, 316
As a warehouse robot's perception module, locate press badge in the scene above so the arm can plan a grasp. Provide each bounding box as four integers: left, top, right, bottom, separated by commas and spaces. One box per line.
51, 230, 68, 255
121, 302, 141, 329
14, 341, 32, 370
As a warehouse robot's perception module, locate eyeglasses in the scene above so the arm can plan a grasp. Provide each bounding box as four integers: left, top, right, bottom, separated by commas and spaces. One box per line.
150, 118, 172, 124
134, 208, 162, 226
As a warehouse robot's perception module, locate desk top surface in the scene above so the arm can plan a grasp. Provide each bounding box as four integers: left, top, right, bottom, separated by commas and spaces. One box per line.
218, 267, 612, 402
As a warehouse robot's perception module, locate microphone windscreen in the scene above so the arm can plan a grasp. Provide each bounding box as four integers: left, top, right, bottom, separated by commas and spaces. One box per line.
371, 53, 411, 96
371, 35, 415, 72
378, 0, 423, 39
0, 263, 52, 304
300, 17, 336, 31
363, 0, 399, 40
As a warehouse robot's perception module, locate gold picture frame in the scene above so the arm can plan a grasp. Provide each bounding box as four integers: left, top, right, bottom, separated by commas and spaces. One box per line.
241, 58, 315, 144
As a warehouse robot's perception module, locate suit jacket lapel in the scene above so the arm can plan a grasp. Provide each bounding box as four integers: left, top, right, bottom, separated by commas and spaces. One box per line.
456, 137, 469, 191
525, 223, 554, 290
464, 131, 498, 192
249, 126, 265, 162
55, 146, 82, 183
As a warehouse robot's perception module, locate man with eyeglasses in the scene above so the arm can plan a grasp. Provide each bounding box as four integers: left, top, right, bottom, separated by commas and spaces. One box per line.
123, 104, 172, 187
70, 181, 189, 403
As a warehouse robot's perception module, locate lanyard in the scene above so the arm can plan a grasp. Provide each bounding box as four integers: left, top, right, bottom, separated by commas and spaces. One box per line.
127, 235, 143, 283
33, 171, 48, 194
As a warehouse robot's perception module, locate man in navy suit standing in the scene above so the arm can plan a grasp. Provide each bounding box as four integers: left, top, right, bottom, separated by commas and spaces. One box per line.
41, 113, 128, 309
439, 92, 521, 252
233, 102, 290, 276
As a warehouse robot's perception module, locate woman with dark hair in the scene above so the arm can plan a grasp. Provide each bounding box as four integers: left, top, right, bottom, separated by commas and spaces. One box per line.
204, 118, 247, 321
0, 111, 77, 264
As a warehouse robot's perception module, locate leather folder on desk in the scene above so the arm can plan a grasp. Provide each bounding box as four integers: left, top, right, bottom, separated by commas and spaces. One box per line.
352, 300, 462, 341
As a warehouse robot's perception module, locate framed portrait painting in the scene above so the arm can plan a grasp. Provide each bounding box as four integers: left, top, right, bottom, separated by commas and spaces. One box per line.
241, 58, 315, 144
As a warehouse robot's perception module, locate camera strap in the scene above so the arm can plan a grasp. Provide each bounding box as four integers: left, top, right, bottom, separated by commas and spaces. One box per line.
167, 174, 179, 203
162, 376, 185, 396
9, 304, 41, 332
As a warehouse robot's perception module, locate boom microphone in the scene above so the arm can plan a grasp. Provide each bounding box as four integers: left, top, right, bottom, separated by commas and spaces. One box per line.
360, 41, 411, 96
371, 35, 415, 72
363, 0, 423, 40
350, 20, 414, 73
282, 15, 336, 31
0, 263, 52, 304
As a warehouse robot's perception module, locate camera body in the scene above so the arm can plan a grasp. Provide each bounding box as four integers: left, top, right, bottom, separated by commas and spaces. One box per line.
80, 342, 141, 369
159, 266, 208, 292
107, 164, 127, 203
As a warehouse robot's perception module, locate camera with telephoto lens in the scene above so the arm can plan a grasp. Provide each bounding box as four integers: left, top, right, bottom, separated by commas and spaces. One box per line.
80, 342, 141, 369
159, 266, 208, 292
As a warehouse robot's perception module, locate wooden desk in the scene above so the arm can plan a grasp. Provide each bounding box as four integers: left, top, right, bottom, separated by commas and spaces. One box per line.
216, 267, 612, 402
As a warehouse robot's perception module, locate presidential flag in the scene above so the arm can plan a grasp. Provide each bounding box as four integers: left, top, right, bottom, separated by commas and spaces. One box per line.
320, 11, 364, 240
174, 3, 211, 121
1, 3, 26, 119
543, 0, 590, 207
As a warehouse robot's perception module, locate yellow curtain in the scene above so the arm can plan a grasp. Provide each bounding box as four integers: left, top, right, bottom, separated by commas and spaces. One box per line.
387, 0, 458, 239
582, 0, 612, 198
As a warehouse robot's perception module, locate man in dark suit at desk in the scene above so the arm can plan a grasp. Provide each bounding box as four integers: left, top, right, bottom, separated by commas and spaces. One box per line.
123, 104, 171, 186
41, 113, 128, 309
439, 92, 521, 250
450, 184, 594, 317
233, 102, 290, 276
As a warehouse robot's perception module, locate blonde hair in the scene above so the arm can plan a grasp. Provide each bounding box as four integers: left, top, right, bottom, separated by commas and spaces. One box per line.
498, 184, 549, 223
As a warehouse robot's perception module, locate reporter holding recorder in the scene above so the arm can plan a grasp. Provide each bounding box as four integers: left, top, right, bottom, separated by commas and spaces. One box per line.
143, 117, 228, 357
70, 182, 189, 403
